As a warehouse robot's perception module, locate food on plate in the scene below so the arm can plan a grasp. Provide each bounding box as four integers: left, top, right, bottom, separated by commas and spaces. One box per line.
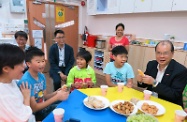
130, 98, 139, 105
84, 96, 105, 109
113, 101, 134, 115
127, 114, 158, 122
137, 69, 145, 76
141, 103, 158, 115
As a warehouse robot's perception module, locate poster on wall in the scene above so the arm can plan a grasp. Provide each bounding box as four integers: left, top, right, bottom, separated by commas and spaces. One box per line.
56, 6, 65, 23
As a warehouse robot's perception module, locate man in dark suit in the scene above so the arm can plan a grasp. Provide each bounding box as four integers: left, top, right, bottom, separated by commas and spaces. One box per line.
137, 40, 187, 107
49, 30, 75, 91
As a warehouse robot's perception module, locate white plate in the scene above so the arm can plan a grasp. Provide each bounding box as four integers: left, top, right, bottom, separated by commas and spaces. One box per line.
110, 100, 138, 116
83, 96, 110, 110
136, 100, 166, 116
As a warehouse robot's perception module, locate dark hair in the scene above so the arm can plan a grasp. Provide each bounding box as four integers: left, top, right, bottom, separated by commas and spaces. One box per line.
77, 50, 92, 64
25, 46, 44, 62
116, 23, 125, 30
112, 46, 128, 56
155, 40, 174, 52
14, 31, 28, 40
54, 30, 65, 37
0, 44, 25, 75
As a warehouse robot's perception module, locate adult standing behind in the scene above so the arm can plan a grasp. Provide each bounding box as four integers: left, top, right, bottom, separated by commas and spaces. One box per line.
49, 30, 75, 91
108, 23, 129, 61
137, 40, 187, 107
15, 31, 30, 51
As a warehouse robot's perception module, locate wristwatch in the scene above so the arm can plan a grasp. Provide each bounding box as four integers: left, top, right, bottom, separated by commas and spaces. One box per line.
153, 79, 158, 87
58, 71, 62, 74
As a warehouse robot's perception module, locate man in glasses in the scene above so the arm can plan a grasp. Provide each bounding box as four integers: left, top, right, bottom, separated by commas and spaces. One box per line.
137, 40, 187, 107
49, 30, 75, 91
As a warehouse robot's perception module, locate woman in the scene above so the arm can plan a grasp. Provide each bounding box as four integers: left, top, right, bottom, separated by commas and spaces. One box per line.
108, 23, 129, 61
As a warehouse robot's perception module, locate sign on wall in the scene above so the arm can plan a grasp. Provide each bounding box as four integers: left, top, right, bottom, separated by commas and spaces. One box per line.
55, 6, 65, 23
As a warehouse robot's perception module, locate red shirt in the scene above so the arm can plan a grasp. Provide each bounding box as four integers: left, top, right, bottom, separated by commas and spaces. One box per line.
109, 36, 129, 59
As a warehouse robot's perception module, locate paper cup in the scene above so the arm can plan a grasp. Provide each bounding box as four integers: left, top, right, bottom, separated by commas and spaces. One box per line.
174, 110, 187, 122
143, 90, 152, 100
117, 82, 124, 92
53, 108, 65, 122
100, 85, 108, 96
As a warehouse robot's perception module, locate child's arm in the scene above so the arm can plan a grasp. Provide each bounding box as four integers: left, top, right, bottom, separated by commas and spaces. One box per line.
30, 90, 69, 112
126, 78, 133, 88
43, 90, 58, 100
105, 74, 116, 87
66, 68, 74, 87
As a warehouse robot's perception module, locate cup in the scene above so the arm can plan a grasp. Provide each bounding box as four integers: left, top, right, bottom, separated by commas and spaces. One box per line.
117, 82, 124, 92
143, 90, 152, 100
100, 85, 108, 96
53, 108, 65, 122
174, 110, 187, 122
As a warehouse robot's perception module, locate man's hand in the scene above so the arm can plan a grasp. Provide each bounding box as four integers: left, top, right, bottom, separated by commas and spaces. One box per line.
59, 72, 67, 81
142, 75, 154, 85
137, 74, 143, 83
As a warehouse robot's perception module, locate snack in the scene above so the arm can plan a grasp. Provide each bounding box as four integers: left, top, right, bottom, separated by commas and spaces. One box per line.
127, 114, 158, 122
61, 85, 67, 91
138, 69, 145, 76
85, 96, 105, 109
141, 103, 158, 115
113, 101, 134, 115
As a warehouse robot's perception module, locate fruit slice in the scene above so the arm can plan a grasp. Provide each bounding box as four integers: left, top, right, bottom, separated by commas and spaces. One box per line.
138, 69, 145, 76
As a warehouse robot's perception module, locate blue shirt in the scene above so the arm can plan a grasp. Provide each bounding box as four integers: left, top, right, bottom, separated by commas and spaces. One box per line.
18, 71, 46, 103
103, 62, 134, 85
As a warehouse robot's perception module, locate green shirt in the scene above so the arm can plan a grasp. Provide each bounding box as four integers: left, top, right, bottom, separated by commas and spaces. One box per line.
67, 65, 96, 87
183, 85, 187, 108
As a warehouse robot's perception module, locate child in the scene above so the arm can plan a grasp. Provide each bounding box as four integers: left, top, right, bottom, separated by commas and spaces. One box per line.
18, 47, 69, 121
108, 23, 129, 61
67, 49, 96, 91
0, 44, 32, 121
104, 46, 134, 87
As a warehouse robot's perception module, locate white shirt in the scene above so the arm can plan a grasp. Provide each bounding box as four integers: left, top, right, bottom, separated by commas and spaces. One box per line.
58, 45, 65, 67
0, 80, 32, 122
155, 64, 168, 85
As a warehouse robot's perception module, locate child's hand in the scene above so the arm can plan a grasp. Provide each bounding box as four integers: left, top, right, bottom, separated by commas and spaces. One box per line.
87, 81, 94, 88
56, 90, 69, 101
126, 81, 133, 88
20, 82, 30, 106
73, 82, 82, 89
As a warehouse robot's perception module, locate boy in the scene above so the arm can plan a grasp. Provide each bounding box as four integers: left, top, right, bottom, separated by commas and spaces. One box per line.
67, 49, 96, 91
0, 44, 32, 121
103, 46, 134, 87
15, 30, 30, 51
18, 47, 69, 121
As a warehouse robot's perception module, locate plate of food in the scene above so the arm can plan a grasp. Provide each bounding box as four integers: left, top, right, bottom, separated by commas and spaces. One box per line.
83, 96, 110, 110
127, 114, 158, 122
110, 100, 138, 116
136, 100, 166, 116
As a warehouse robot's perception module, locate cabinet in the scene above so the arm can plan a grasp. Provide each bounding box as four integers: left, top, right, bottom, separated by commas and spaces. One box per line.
107, 0, 120, 14
134, 0, 152, 13
172, 0, 187, 11
128, 45, 146, 85
87, 0, 97, 15
152, 0, 173, 12
120, 0, 135, 13
87, 0, 120, 15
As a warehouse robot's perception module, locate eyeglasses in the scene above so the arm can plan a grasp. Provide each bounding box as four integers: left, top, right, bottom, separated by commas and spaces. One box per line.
56, 36, 64, 39
155, 51, 171, 56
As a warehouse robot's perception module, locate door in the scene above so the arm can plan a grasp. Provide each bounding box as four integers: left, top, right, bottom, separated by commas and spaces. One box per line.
27, 0, 79, 71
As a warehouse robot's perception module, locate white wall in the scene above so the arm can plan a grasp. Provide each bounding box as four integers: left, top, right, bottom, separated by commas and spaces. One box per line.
82, 9, 187, 42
